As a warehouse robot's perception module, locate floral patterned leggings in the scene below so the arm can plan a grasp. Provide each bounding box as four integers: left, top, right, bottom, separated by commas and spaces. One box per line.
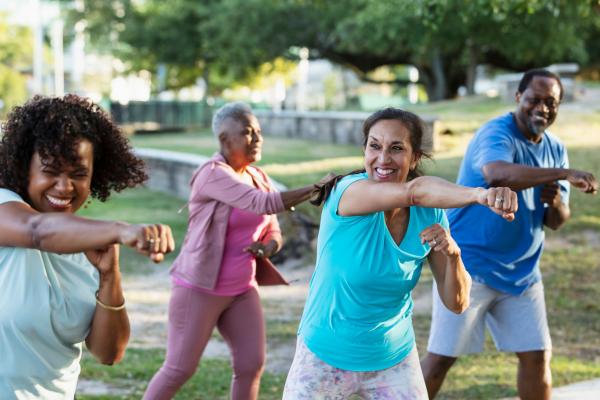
283, 337, 428, 400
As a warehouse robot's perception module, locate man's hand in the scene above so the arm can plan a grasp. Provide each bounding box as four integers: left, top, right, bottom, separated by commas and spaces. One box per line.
566, 170, 598, 194
540, 184, 563, 208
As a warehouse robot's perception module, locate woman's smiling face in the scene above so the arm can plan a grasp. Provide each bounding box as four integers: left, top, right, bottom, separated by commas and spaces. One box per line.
27, 139, 94, 214
363, 119, 420, 184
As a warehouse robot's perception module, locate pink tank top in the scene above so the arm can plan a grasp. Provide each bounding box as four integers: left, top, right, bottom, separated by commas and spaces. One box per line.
174, 207, 270, 296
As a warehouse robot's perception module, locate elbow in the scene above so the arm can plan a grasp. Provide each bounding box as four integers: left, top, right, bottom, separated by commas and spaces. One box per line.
28, 214, 49, 251
483, 172, 506, 188
544, 220, 565, 231
451, 298, 470, 314
96, 348, 126, 366
406, 178, 424, 207
486, 177, 504, 188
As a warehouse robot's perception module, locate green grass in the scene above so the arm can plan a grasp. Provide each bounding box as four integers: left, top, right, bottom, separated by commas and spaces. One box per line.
78, 348, 287, 400
130, 128, 363, 167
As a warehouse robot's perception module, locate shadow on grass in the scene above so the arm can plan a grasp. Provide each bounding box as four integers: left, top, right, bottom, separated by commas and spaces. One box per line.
78, 348, 286, 400
436, 384, 517, 400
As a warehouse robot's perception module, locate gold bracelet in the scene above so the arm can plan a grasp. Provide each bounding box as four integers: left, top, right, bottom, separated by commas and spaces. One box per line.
95, 290, 126, 311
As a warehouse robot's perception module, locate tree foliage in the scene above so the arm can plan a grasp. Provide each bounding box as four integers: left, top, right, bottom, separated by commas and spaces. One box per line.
61, 0, 600, 100
0, 15, 31, 116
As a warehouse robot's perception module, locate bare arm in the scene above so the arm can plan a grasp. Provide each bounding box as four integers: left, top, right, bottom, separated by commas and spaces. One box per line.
0, 202, 175, 260
280, 172, 337, 209
281, 185, 316, 210
482, 161, 598, 194
422, 225, 471, 314
84, 245, 129, 365
338, 176, 518, 220
541, 183, 571, 230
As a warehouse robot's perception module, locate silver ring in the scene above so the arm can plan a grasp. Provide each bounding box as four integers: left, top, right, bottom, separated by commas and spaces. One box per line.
257, 249, 264, 256
496, 198, 503, 202
432, 239, 437, 245
149, 238, 161, 244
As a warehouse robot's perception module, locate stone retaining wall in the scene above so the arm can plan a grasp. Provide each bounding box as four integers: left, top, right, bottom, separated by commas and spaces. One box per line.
133, 148, 286, 201
253, 110, 441, 151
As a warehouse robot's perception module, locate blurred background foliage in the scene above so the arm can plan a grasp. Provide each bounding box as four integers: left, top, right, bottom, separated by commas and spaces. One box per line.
0, 14, 32, 117
59, 0, 600, 101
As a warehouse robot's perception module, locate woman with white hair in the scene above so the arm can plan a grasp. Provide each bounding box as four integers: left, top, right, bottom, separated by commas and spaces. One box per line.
143, 102, 333, 400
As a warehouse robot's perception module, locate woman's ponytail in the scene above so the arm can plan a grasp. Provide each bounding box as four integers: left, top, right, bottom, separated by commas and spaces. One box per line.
310, 169, 366, 207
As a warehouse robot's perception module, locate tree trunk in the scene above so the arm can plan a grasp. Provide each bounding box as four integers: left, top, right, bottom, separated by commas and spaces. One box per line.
430, 48, 446, 102
202, 62, 210, 96
466, 41, 479, 96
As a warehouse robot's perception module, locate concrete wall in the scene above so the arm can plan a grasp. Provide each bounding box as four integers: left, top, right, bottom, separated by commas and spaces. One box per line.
133, 148, 286, 201
496, 63, 580, 104
253, 110, 441, 152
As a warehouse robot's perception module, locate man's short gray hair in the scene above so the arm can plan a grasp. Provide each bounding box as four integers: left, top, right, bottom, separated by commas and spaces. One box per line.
211, 101, 253, 139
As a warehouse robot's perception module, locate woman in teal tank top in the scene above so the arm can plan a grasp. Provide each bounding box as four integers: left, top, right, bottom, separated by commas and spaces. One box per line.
0, 95, 176, 400
283, 108, 519, 399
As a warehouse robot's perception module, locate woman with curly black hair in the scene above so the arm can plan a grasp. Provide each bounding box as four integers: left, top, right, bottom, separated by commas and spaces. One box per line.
0, 95, 175, 400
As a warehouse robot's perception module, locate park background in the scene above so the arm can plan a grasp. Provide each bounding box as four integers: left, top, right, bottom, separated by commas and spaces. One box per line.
1, 0, 600, 399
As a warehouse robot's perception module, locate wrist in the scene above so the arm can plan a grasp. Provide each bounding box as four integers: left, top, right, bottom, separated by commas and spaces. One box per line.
264, 240, 280, 253
473, 187, 486, 205
115, 221, 130, 244
99, 268, 121, 284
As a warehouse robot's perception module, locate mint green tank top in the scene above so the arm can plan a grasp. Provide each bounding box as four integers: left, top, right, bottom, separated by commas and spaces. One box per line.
0, 189, 99, 399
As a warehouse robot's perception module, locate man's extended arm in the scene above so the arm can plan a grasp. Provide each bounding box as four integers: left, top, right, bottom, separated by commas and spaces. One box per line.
482, 161, 598, 194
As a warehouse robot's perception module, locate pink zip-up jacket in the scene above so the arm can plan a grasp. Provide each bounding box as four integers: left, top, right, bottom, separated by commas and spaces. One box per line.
169, 152, 286, 291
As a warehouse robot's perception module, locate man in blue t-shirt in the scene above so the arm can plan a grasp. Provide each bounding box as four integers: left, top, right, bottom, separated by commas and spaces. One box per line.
421, 69, 598, 400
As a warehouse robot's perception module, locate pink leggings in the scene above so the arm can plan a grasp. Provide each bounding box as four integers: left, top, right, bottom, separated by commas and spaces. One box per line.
142, 281, 266, 400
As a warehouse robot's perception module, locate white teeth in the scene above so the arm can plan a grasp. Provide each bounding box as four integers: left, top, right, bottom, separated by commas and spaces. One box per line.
376, 168, 394, 176
45, 195, 71, 206
533, 115, 546, 120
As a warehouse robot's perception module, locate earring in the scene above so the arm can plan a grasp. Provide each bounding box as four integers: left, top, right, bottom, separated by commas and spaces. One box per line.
84, 196, 92, 209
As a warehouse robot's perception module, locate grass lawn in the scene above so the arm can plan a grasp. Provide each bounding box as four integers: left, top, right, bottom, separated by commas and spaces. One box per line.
78, 98, 599, 399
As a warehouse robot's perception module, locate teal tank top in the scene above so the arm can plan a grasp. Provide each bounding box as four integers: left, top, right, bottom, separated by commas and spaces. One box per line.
298, 172, 449, 371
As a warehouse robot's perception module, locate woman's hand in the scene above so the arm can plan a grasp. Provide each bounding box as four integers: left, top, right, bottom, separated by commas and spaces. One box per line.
476, 187, 518, 221
118, 223, 175, 263
243, 240, 279, 258
420, 224, 460, 259
315, 172, 336, 190
85, 244, 120, 277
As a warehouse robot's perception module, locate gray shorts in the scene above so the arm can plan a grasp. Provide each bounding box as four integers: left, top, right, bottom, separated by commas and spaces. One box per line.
426, 280, 552, 357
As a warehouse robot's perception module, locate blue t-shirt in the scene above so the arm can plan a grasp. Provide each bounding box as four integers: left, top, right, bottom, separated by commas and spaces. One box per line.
0, 189, 100, 400
446, 113, 569, 295
298, 172, 449, 371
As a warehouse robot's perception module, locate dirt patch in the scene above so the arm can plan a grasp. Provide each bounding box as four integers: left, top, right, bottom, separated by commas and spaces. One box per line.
121, 258, 317, 375
121, 257, 434, 376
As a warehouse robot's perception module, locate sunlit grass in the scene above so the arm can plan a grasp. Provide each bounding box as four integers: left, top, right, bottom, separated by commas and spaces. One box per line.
78, 349, 286, 400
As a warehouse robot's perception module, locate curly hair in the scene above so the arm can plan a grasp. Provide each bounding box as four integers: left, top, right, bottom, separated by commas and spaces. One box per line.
311, 107, 434, 207
0, 94, 148, 202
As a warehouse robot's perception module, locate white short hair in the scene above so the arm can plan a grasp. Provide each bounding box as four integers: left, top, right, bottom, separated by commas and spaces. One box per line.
211, 101, 253, 139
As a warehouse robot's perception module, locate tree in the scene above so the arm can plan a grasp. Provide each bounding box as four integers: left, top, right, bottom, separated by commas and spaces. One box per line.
61, 0, 600, 101
0, 14, 31, 116
195, 0, 600, 100
60, 0, 296, 94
